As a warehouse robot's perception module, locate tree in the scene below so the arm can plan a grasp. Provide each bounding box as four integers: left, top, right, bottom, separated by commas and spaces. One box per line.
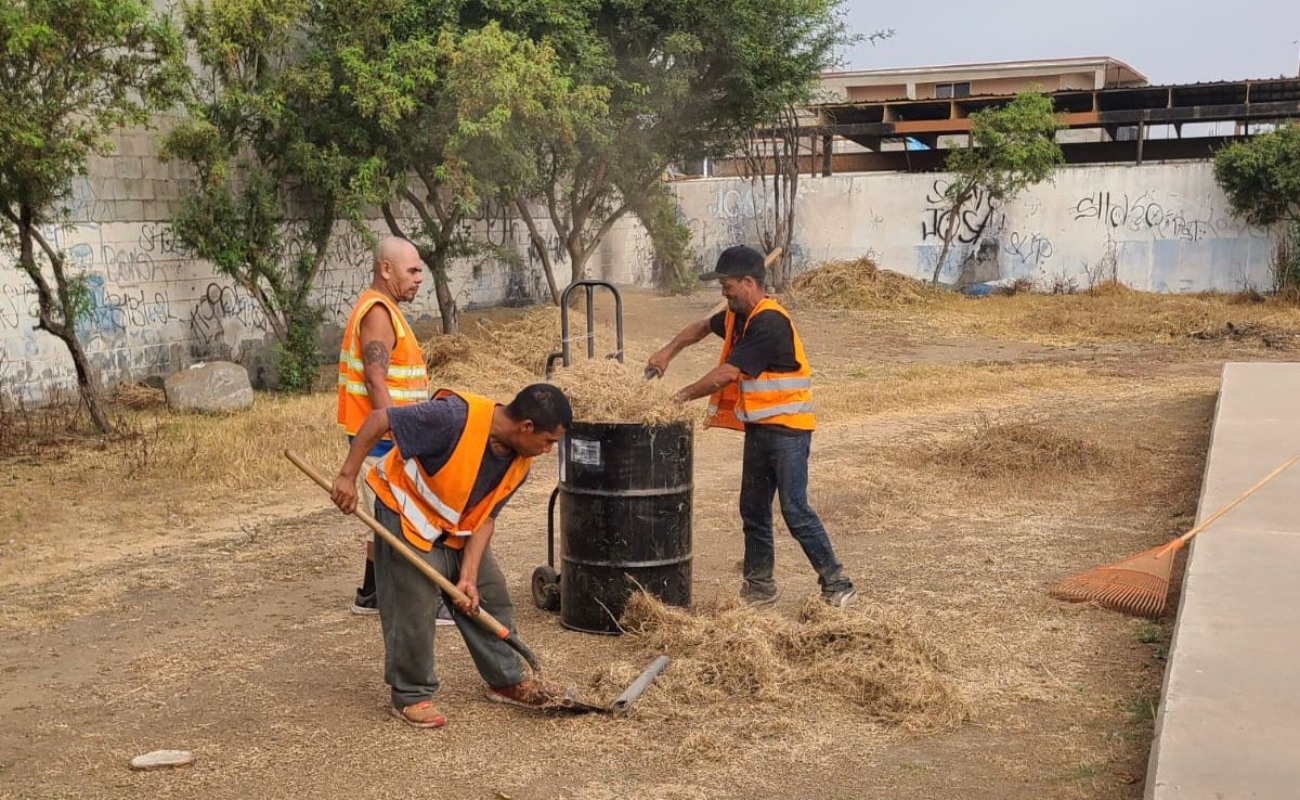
738, 31, 892, 291
1214, 123, 1300, 227
1215, 123, 1300, 294
0, 0, 188, 431
437, 19, 610, 303
740, 102, 804, 291
164, 0, 377, 389
300, 0, 467, 333
471, 0, 849, 292
930, 91, 1063, 285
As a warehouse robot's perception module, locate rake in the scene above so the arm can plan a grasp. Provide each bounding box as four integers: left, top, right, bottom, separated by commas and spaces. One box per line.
1050, 453, 1300, 618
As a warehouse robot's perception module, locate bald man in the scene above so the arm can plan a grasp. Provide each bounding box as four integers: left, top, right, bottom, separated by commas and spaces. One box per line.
336, 238, 448, 623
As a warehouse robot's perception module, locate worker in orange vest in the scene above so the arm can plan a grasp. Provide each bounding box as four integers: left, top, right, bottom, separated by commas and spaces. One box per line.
646, 245, 857, 609
337, 237, 450, 625
330, 383, 572, 727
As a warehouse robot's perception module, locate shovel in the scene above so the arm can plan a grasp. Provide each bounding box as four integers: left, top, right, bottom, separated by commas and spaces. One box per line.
285, 450, 543, 674
286, 450, 673, 715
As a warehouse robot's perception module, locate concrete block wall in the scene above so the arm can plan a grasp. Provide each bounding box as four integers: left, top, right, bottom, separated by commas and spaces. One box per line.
0, 130, 648, 405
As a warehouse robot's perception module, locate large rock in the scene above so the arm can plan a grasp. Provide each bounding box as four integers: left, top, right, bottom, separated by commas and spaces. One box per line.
164, 361, 254, 413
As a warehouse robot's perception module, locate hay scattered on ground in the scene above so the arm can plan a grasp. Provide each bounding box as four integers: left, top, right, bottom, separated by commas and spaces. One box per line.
547, 359, 696, 425
787, 257, 946, 310
611, 592, 968, 732
919, 415, 1112, 479
783, 256, 1300, 348
111, 381, 166, 410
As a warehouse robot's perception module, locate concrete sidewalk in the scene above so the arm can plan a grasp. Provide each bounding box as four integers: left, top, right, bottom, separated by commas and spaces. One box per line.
1147, 362, 1300, 800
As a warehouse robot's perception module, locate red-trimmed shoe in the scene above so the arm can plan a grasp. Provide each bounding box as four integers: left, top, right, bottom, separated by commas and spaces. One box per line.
390, 700, 446, 728
484, 679, 569, 710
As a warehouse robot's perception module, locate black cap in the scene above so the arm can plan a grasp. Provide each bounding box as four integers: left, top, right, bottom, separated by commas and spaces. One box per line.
700, 245, 765, 283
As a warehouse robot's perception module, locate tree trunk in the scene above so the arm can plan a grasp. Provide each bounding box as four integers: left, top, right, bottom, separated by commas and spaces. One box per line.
431, 256, 458, 336
63, 325, 113, 433
13, 205, 113, 433
514, 199, 561, 304
931, 196, 966, 286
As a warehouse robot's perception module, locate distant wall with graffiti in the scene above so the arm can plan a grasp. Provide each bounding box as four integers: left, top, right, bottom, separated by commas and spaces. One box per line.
0, 139, 651, 404
671, 161, 1273, 294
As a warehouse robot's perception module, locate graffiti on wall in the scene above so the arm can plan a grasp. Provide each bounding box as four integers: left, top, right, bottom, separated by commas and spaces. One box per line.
1071, 190, 1264, 242
920, 179, 1004, 245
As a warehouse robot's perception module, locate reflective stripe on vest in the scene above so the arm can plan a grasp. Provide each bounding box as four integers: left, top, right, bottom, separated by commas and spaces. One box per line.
336, 289, 429, 436
734, 400, 816, 422
706, 297, 815, 432
739, 376, 812, 393
367, 390, 532, 552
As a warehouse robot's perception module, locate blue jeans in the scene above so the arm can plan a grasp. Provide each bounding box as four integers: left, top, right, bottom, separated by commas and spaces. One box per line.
739, 426, 852, 593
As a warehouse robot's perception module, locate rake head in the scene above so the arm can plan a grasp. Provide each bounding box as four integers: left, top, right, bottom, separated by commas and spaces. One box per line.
1050, 542, 1182, 618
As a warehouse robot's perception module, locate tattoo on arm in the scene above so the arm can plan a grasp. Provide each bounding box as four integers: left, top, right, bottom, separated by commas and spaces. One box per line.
362, 340, 391, 369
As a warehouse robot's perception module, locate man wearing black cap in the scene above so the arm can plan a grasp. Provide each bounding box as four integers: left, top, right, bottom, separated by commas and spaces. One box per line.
646, 245, 857, 608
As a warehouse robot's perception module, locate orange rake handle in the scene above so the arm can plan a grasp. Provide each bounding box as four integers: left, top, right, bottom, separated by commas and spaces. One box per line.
1157, 453, 1300, 559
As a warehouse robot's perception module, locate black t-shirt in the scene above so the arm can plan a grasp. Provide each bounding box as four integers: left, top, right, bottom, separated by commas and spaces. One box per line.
709, 309, 801, 377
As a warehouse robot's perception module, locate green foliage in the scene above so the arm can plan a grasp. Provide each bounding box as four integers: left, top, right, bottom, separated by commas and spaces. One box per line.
276, 302, 324, 393
166, 0, 376, 390
1213, 123, 1300, 228
932, 91, 1063, 284
0, 0, 189, 431
462, 0, 851, 287
1215, 125, 1300, 297
0, 0, 187, 212
632, 182, 696, 295
298, 0, 484, 331
945, 91, 1064, 205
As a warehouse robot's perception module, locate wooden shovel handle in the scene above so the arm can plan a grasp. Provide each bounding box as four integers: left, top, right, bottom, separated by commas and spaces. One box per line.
1172, 453, 1300, 548
284, 449, 511, 640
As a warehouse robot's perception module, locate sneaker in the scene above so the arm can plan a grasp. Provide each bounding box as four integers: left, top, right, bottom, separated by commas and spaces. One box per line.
390, 700, 446, 729
822, 585, 857, 609
350, 590, 379, 616
740, 580, 780, 608
435, 602, 455, 627
484, 679, 569, 710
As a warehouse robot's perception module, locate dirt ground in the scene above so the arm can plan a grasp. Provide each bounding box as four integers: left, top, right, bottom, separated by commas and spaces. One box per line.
1, 286, 1291, 800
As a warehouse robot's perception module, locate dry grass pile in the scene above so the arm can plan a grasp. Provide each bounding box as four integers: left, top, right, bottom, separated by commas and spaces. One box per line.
547, 359, 696, 425
422, 306, 633, 396
111, 381, 166, 410
422, 306, 683, 423
611, 592, 967, 732
787, 256, 947, 310
920, 415, 1112, 479
954, 286, 1300, 346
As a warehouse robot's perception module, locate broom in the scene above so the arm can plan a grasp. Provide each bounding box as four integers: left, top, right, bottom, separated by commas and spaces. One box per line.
1050, 453, 1300, 618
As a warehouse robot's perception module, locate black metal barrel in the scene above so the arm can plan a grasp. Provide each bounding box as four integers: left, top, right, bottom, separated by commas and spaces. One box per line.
558, 420, 693, 634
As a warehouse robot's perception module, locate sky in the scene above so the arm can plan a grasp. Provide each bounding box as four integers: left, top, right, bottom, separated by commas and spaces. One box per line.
839, 0, 1300, 84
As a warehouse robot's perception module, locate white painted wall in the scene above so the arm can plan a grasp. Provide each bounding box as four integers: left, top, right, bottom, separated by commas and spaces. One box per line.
0, 152, 1276, 405
671, 161, 1275, 294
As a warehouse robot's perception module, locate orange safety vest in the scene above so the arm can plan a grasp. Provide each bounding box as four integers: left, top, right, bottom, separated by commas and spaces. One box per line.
706, 297, 815, 432
337, 289, 429, 436
367, 390, 533, 552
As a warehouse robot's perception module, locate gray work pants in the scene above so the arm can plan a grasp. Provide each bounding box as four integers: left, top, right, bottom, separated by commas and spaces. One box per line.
372, 500, 525, 708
